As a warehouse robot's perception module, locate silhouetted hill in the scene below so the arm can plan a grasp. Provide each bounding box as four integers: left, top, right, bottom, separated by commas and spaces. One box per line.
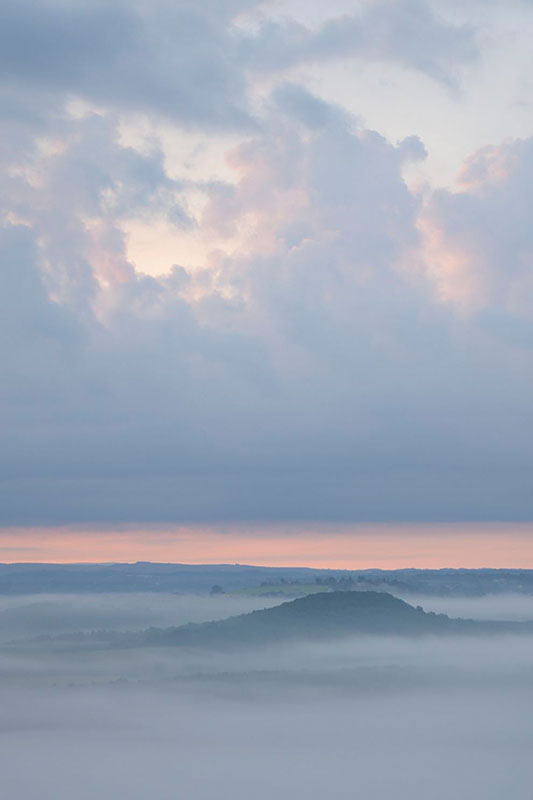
136, 591, 533, 649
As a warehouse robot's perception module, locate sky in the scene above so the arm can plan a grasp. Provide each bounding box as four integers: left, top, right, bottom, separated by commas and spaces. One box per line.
3, 523, 533, 567
2, 0, 533, 563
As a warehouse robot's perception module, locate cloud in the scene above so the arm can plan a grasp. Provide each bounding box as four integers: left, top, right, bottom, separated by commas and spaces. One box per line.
0, 0, 477, 138
0, 0, 254, 129
243, 0, 477, 87
2, 82, 533, 524
0, 2, 532, 525
421, 137, 533, 318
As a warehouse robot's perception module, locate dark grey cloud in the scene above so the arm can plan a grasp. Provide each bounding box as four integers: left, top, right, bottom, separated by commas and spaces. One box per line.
243, 0, 477, 87
0, 0, 477, 134
271, 83, 352, 130
0, 0, 253, 129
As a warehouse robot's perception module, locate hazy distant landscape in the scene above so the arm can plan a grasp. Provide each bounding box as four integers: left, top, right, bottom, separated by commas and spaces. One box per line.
4, 562, 533, 596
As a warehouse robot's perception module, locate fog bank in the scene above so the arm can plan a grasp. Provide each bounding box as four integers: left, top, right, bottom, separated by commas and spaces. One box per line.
2, 590, 533, 798
2, 682, 533, 800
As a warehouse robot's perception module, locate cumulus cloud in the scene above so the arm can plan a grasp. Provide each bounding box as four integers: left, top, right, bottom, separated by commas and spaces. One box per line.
0, 0, 532, 524
421, 137, 533, 318
1, 86, 533, 523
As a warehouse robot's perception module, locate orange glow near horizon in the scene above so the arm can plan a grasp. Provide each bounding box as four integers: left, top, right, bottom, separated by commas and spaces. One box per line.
1, 523, 533, 569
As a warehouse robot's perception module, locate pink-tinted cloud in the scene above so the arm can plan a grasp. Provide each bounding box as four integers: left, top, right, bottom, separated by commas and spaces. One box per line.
420, 137, 533, 315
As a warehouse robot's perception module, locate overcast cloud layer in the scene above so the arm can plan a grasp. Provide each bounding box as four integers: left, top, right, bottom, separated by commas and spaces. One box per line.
2, 0, 533, 524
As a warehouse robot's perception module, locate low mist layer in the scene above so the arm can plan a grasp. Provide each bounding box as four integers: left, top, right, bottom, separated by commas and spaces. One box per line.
0, 592, 285, 643
2, 591, 533, 799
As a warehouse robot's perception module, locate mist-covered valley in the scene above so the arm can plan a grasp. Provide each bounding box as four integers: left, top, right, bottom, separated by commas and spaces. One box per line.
0, 592, 285, 643
2, 589, 533, 799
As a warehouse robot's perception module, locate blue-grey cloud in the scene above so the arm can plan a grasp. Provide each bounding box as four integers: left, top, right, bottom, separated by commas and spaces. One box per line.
1, 2, 531, 525
242, 0, 476, 87
1, 81, 533, 524
0, 0, 477, 134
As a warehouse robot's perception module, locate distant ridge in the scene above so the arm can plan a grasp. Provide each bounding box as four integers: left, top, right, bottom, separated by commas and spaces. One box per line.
3, 563, 533, 596
137, 591, 533, 649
